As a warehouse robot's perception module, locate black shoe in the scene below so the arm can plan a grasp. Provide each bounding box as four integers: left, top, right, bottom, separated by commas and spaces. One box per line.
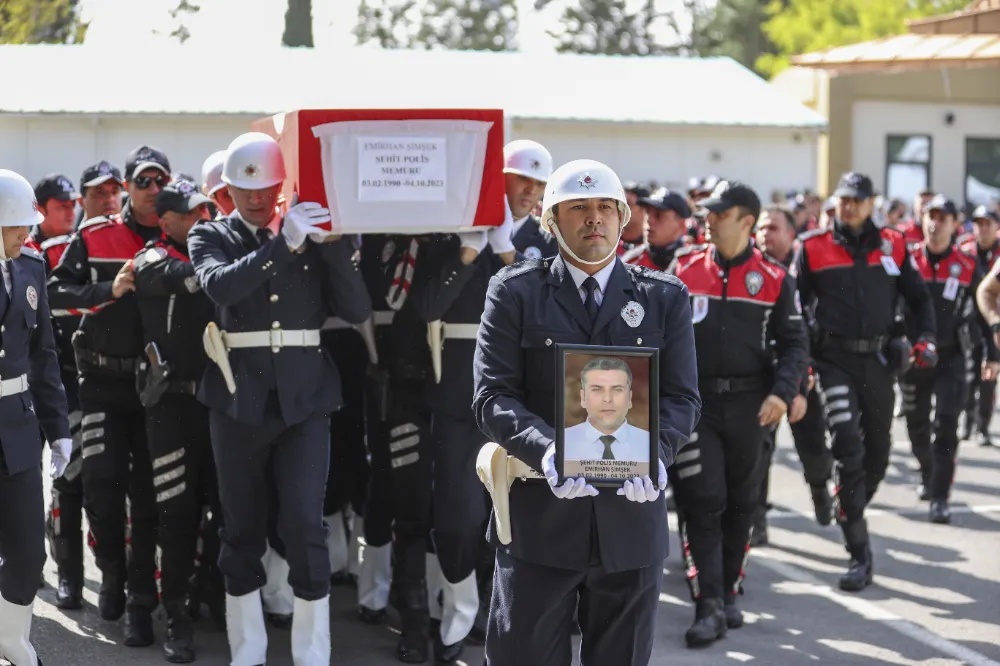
357, 605, 386, 625
265, 611, 293, 631
961, 420, 974, 441
838, 546, 873, 592
979, 432, 994, 447
124, 605, 155, 647
749, 514, 768, 547
916, 483, 931, 501
397, 634, 430, 664
930, 499, 951, 524
55, 577, 83, 610
684, 598, 727, 648
98, 578, 126, 621
433, 634, 464, 664
810, 485, 834, 526
723, 595, 744, 629
163, 610, 195, 663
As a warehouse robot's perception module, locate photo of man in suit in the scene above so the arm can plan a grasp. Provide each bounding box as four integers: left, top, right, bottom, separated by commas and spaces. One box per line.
564, 356, 651, 463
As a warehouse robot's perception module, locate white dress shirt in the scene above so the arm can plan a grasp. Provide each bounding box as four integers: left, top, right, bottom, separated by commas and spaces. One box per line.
509, 214, 531, 241
241, 215, 280, 241
0, 260, 11, 296
565, 258, 617, 306
563, 419, 651, 462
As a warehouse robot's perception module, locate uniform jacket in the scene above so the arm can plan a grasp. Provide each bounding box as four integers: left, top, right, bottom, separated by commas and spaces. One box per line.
25, 229, 79, 391
410, 234, 509, 419
623, 238, 688, 272
671, 243, 808, 408
187, 213, 371, 426
511, 214, 557, 260
133, 234, 215, 382
905, 244, 996, 360
795, 219, 935, 350
0, 247, 70, 474
959, 237, 1000, 274
472, 255, 701, 573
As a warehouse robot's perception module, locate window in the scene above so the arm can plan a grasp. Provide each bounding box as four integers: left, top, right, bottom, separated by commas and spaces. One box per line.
885, 135, 931, 206
965, 138, 1000, 208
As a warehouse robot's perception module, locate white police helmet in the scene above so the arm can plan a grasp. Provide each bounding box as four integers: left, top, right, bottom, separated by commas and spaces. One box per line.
201, 150, 228, 196
0, 169, 44, 228
221, 133, 286, 190
539, 160, 630, 266
503, 139, 553, 183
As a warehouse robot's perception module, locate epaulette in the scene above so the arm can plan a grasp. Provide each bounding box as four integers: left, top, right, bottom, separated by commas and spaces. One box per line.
626, 263, 685, 289
39, 234, 72, 251
19, 245, 43, 262
495, 258, 546, 282
797, 228, 830, 243
78, 215, 117, 232
673, 243, 708, 260
133, 244, 168, 269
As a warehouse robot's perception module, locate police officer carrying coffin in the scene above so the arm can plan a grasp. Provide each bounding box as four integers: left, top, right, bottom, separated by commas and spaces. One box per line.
899, 195, 996, 524
0, 169, 72, 666
132, 180, 222, 662
472, 159, 701, 665
959, 205, 1000, 446
503, 140, 557, 260
200, 151, 236, 218
668, 181, 808, 646
187, 131, 371, 666
49, 146, 173, 644
795, 172, 936, 591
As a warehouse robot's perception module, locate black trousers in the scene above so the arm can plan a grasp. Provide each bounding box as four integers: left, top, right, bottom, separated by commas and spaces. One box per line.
485, 550, 661, 666
901, 352, 967, 500
210, 404, 331, 601
790, 388, 833, 487
79, 394, 158, 606
324, 331, 369, 518
965, 344, 996, 436
146, 393, 219, 609
814, 352, 895, 538
672, 393, 766, 600
430, 411, 489, 584
47, 406, 84, 585
0, 455, 46, 605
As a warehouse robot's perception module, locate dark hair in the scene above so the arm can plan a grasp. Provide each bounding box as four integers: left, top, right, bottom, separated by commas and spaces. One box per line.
581, 357, 632, 387
763, 205, 794, 231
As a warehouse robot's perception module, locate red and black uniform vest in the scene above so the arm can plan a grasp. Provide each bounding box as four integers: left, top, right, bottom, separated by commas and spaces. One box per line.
623, 238, 688, 272
25, 229, 79, 381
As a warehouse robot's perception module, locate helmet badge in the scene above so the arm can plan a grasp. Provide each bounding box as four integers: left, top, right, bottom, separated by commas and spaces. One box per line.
578, 173, 597, 189
530, 159, 541, 170
244, 164, 258, 178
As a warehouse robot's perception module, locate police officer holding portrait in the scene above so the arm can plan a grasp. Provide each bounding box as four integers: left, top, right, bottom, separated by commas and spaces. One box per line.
795, 172, 935, 592
0, 169, 71, 666
472, 159, 700, 665
187, 132, 371, 666
503, 140, 556, 260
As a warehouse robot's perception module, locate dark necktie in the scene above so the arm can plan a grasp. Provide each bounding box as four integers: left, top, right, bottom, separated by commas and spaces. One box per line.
256, 228, 273, 246
583, 276, 600, 324
0, 269, 8, 319
600, 435, 616, 460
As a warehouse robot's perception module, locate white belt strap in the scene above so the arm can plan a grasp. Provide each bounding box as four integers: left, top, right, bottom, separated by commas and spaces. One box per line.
0, 374, 29, 398
443, 323, 480, 340
223, 329, 321, 349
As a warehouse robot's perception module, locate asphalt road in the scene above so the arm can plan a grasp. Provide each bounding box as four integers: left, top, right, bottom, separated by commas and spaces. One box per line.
15, 412, 1000, 666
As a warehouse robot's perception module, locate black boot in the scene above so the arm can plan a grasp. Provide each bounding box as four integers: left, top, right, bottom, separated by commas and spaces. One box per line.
433, 633, 464, 664
723, 593, 743, 629
98, 574, 126, 621
55, 577, 83, 610
124, 604, 156, 647
163, 607, 195, 663
810, 484, 833, 526
685, 598, 726, 647
395, 539, 431, 664
748, 512, 768, 547
838, 520, 873, 592
979, 431, 994, 447
929, 499, 951, 524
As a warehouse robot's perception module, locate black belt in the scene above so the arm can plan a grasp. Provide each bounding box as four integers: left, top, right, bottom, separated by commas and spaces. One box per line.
76, 348, 137, 374
699, 376, 766, 395
821, 334, 888, 354
166, 380, 197, 396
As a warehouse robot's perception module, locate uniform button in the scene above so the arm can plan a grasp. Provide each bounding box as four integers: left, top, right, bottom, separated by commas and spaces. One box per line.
304, 264, 309, 270
1, 325, 4, 332
272, 347, 280, 354
270, 294, 279, 303
637, 338, 642, 345
272, 321, 280, 329
545, 339, 552, 346
0, 350, 5, 358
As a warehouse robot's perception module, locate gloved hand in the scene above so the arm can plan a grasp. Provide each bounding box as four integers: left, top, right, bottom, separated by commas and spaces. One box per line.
50, 438, 72, 479
911, 336, 938, 369
487, 200, 516, 254
542, 443, 599, 499
458, 230, 488, 254
282, 202, 330, 250
617, 459, 668, 503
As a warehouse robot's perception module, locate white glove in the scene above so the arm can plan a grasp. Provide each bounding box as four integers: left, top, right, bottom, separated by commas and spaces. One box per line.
458, 230, 488, 254
542, 443, 599, 499
50, 438, 72, 480
282, 202, 331, 250
617, 459, 668, 503
487, 199, 516, 254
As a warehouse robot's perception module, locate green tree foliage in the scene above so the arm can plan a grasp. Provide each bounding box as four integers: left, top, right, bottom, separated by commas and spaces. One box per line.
416, 0, 517, 51
283, 0, 314, 47
354, 0, 420, 48
0, 0, 88, 44
758, 0, 971, 77
685, 0, 777, 76
162, 0, 200, 45
550, 0, 665, 55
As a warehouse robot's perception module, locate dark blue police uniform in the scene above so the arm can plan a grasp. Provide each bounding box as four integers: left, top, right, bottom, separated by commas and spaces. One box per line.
0, 246, 70, 606
472, 255, 701, 665
187, 214, 372, 600
511, 214, 557, 260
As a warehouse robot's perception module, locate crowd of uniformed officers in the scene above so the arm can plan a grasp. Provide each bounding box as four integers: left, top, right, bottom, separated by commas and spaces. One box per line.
0, 128, 998, 666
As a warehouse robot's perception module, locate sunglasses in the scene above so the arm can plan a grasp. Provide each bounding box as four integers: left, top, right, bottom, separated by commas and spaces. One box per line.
134, 175, 168, 190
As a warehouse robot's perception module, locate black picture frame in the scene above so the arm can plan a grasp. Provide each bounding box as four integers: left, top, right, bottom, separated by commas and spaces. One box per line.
555, 343, 660, 487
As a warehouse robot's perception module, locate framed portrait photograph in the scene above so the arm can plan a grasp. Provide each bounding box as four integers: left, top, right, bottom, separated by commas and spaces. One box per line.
555, 344, 660, 487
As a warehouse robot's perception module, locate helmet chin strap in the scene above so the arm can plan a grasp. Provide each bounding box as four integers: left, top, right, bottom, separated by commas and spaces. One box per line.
549, 220, 625, 267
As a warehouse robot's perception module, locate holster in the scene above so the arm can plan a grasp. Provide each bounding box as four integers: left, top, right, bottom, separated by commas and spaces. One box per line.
202, 322, 236, 394
475, 443, 545, 546
136, 342, 173, 408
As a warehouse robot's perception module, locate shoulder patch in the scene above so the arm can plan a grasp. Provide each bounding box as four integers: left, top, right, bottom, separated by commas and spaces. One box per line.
798, 228, 830, 243
19, 245, 43, 261
496, 258, 547, 282
627, 263, 686, 289
133, 245, 168, 269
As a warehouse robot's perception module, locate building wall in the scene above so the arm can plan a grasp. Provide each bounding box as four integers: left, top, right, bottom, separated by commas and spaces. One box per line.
512, 119, 821, 201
